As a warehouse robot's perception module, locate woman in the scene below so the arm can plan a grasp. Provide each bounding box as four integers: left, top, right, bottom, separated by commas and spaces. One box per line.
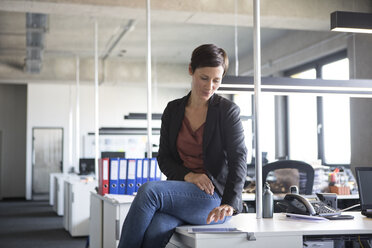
118, 44, 247, 248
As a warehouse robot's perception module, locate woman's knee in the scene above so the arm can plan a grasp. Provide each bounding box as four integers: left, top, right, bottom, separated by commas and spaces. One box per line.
137, 181, 164, 197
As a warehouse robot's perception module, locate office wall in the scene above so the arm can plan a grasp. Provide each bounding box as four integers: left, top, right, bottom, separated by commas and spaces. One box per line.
26, 84, 70, 200
0, 84, 27, 198
348, 34, 372, 173
25, 82, 188, 199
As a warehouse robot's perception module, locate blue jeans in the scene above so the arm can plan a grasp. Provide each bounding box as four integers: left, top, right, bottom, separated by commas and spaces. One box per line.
118, 180, 228, 248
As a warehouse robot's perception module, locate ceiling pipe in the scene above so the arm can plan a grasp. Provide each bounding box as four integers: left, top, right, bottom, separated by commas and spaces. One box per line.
25, 13, 48, 74
100, 19, 136, 85
101, 19, 136, 61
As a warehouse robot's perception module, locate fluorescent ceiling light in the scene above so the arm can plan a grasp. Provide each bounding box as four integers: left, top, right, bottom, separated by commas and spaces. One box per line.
331, 11, 372, 34
220, 76, 372, 96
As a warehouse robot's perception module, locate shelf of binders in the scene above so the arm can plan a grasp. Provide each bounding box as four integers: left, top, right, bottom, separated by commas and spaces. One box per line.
98, 157, 164, 196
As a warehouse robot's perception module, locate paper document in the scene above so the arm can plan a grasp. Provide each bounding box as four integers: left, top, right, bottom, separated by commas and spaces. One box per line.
187, 227, 256, 241
188, 227, 242, 233
285, 213, 329, 221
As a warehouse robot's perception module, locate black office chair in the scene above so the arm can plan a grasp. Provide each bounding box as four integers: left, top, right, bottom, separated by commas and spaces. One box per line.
262, 160, 314, 195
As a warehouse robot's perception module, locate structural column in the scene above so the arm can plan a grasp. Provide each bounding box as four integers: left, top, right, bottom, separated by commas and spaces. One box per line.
348, 34, 372, 173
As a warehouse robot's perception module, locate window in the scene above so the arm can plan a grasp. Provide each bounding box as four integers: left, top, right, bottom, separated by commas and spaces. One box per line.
288, 94, 318, 163
233, 93, 276, 163
291, 68, 316, 79
234, 94, 253, 162
321, 58, 350, 164
285, 51, 350, 166
260, 94, 276, 162
288, 69, 318, 163
232, 51, 350, 166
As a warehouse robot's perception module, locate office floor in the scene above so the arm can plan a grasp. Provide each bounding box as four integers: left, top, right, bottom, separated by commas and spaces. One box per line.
0, 198, 87, 248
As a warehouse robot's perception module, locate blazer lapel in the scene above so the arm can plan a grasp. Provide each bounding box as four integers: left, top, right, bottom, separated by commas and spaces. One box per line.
203, 94, 219, 153
169, 93, 189, 154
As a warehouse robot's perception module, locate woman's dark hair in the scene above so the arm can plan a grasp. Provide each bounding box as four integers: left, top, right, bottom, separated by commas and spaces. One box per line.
190, 44, 229, 76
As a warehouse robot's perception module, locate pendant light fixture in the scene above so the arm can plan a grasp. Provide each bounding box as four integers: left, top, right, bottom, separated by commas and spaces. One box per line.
331, 11, 372, 34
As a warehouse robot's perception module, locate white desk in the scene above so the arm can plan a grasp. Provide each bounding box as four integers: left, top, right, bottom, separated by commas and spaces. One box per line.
63, 178, 97, 237
49, 172, 62, 206
90, 192, 106, 248
103, 194, 135, 248
168, 212, 372, 248
242, 193, 359, 201
52, 173, 81, 216
242, 193, 359, 213
336, 194, 360, 200
53, 173, 67, 216
89, 192, 135, 248
242, 193, 284, 201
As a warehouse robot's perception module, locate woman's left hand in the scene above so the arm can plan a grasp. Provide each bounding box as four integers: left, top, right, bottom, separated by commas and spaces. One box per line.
206, 204, 234, 224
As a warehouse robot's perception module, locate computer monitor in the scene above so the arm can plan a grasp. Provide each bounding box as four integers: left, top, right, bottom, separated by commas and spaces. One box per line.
145, 151, 158, 158
355, 166, 372, 217
79, 158, 95, 175
101, 151, 125, 159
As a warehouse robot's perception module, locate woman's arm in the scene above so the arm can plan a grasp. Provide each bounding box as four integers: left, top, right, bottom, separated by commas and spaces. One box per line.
157, 102, 191, 181
220, 102, 247, 212
205, 102, 247, 223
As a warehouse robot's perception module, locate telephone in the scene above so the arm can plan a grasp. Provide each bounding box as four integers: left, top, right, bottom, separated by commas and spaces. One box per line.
281, 193, 341, 217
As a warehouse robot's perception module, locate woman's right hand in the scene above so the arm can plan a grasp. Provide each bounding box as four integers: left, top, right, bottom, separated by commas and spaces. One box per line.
184, 172, 214, 195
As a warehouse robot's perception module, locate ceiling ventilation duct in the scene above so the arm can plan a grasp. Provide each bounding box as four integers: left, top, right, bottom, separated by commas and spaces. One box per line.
25, 13, 48, 74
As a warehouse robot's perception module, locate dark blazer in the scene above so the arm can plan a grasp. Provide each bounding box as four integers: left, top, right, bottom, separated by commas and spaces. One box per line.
157, 92, 247, 213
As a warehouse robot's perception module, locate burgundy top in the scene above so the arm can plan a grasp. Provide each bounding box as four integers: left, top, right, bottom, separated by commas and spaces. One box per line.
176, 116, 206, 174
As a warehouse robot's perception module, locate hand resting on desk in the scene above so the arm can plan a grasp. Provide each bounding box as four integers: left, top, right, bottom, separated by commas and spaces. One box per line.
206, 204, 234, 224
184, 172, 234, 224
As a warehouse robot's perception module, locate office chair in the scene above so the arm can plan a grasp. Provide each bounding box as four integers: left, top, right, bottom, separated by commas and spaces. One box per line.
262, 160, 314, 195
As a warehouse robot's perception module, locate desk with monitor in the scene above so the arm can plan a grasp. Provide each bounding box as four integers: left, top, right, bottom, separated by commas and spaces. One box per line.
242, 193, 359, 201
355, 167, 372, 218
168, 166, 372, 248
167, 212, 372, 248
242, 193, 360, 213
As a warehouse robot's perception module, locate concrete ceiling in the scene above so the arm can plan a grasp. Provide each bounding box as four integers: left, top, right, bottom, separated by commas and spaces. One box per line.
0, 0, 371, 85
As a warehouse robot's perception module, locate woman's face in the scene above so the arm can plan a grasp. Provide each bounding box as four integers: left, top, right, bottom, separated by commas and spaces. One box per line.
189, 66, 224, 102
